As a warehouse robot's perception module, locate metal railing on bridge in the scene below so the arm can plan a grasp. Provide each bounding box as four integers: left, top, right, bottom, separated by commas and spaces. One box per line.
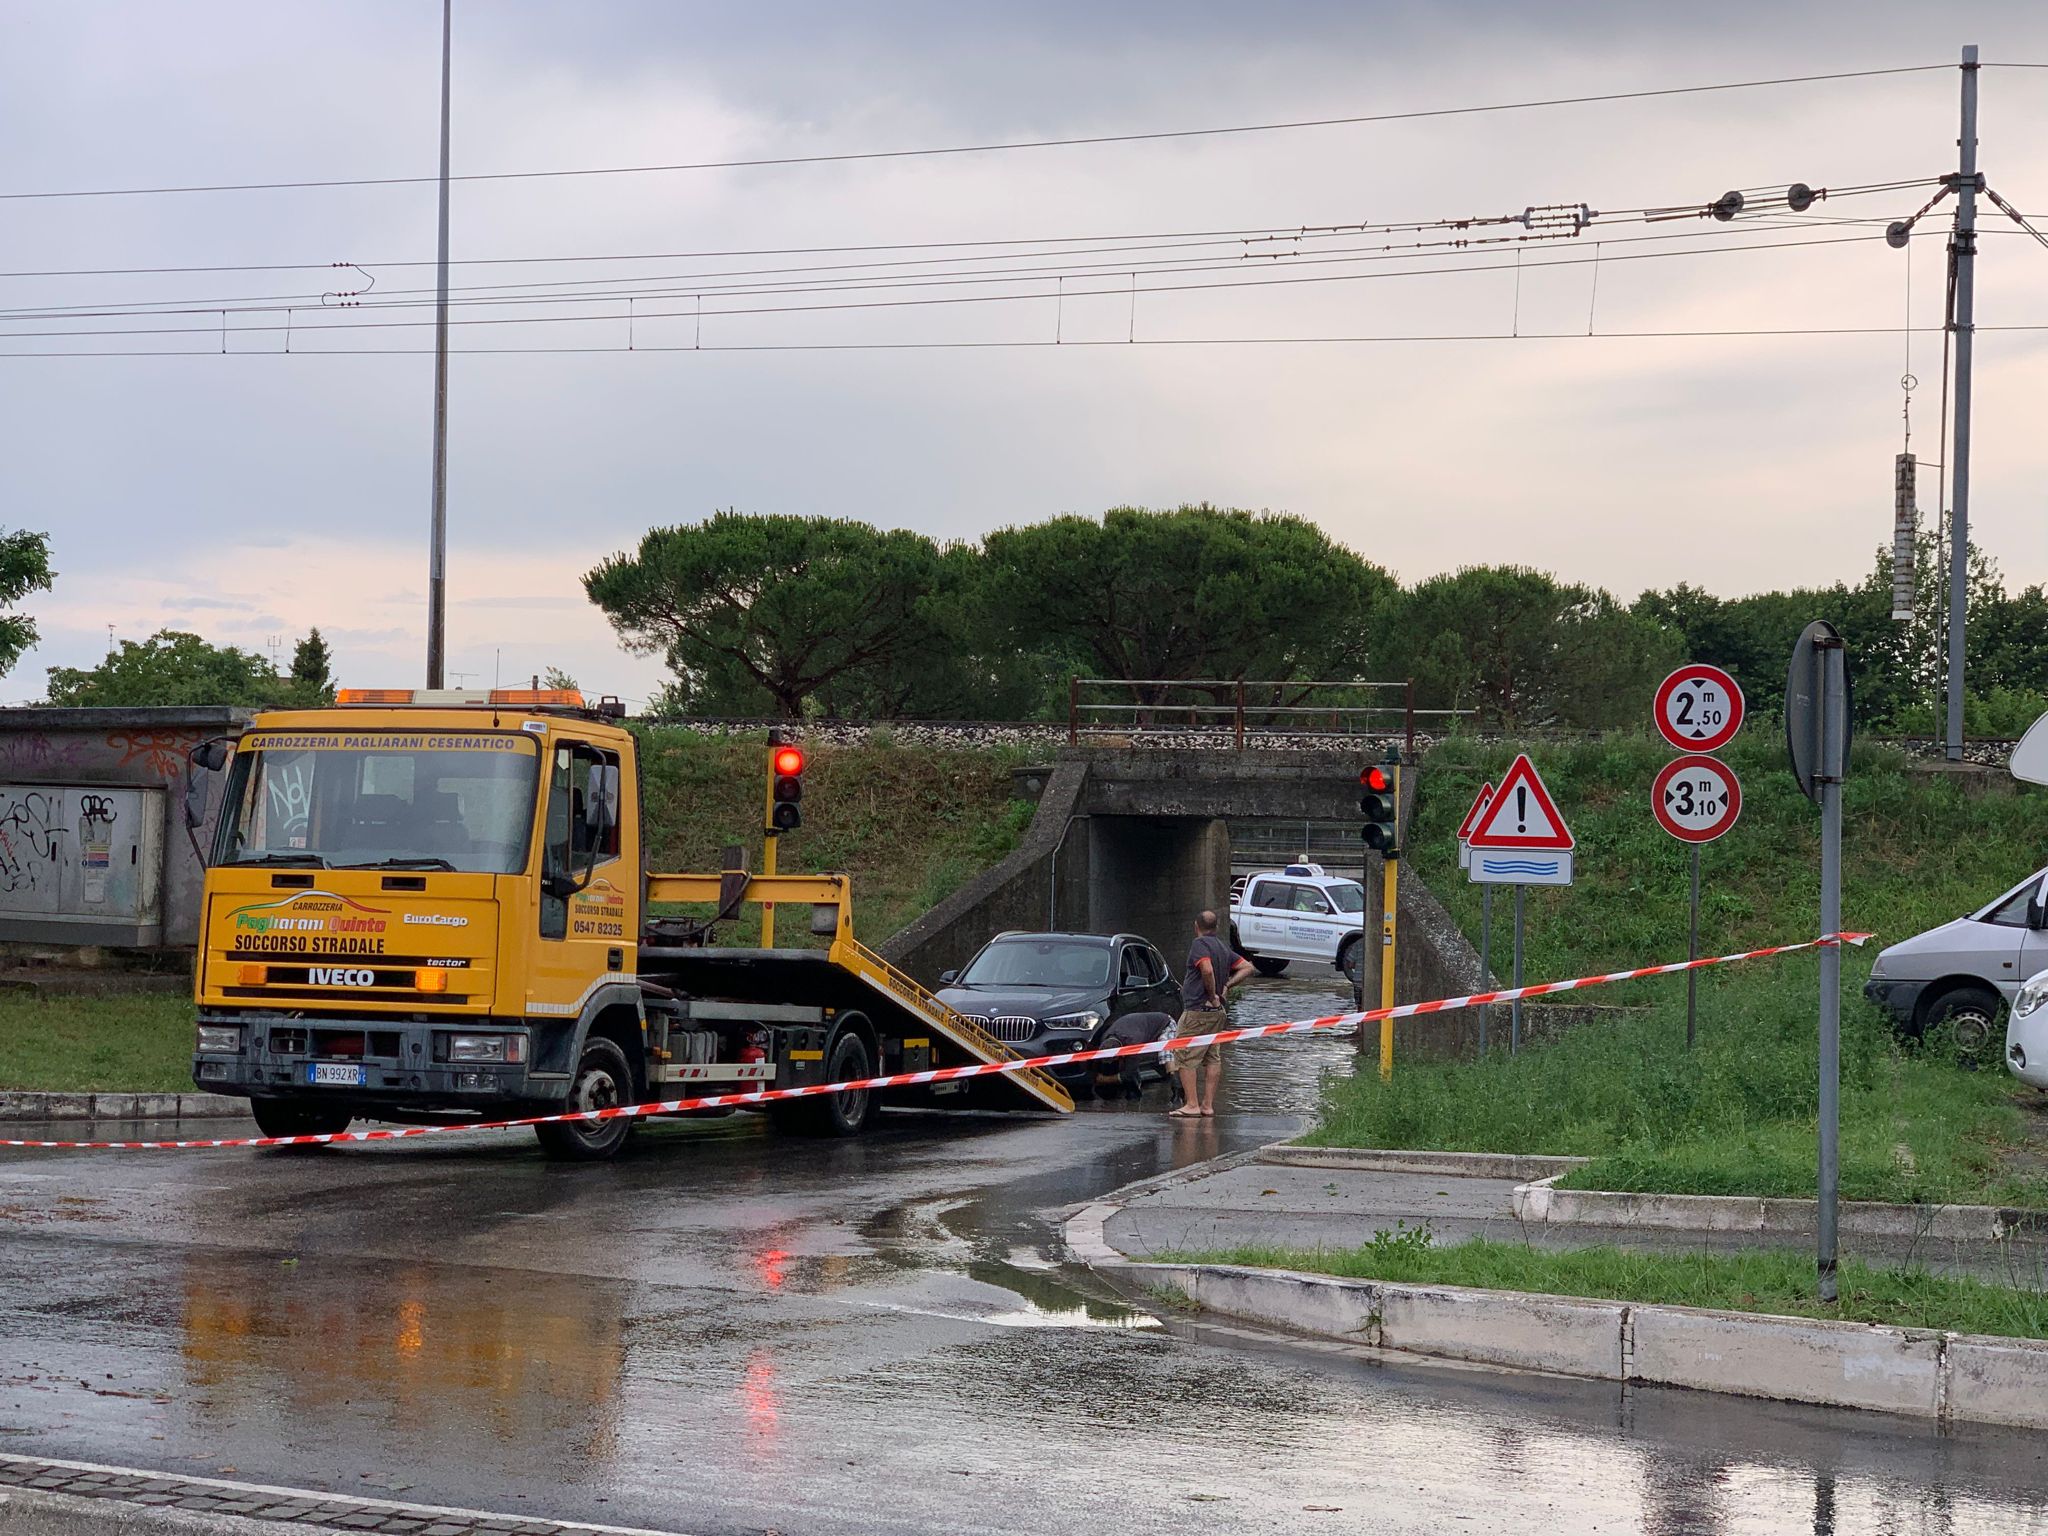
1066, 678, 1471, 754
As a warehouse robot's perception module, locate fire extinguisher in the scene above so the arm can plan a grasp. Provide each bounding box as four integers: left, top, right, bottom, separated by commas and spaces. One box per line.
738, 1027, 769, 1065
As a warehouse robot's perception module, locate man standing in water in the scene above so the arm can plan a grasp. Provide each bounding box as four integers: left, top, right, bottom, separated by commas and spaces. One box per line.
1170, 909, 1254, 1119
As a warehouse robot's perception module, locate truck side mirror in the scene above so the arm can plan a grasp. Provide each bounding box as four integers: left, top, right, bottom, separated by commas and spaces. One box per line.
182, 739, 228, 832
182, 772, 211, 831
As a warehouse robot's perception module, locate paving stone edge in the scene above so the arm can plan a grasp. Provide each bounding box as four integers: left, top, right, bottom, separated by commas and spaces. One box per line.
0, 1454, 682, 1534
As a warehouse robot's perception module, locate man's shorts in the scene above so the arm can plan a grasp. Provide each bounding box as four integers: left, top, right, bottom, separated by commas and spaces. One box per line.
1172, 1008, 1227, 1070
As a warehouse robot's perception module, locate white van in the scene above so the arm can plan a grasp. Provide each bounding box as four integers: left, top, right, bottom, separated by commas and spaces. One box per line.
1228, 863, 1367, 983
1865, 866, 2048, 1057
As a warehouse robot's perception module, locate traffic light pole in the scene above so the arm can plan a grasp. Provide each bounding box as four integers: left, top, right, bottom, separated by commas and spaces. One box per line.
1378, 761, 1401, 1082
761, 761, 779, 948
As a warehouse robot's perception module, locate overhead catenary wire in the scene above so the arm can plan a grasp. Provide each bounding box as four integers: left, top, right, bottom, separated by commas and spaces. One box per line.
0, 177, 1940, 287
0, 65, 1955, 202
0, 230, 1896, 342
17, 321, 2048, 361
0, 217, 1899, 323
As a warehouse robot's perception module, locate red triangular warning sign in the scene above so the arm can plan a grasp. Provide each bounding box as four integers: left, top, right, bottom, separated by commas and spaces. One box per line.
1466, 755, 1574, 850
1456, 782, 1495, 841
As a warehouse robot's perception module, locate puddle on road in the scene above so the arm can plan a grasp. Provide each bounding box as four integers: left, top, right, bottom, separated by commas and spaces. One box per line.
1213, 973, 1363, 1117
847, 1192, 1162, 1332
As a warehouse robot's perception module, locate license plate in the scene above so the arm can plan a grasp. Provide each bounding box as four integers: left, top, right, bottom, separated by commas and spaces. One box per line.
307, 1063, 365, 1087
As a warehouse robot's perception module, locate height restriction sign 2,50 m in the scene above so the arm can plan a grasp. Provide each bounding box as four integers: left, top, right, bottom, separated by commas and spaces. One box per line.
1654, 664, 1745, 755
1651, 754, 1742, 843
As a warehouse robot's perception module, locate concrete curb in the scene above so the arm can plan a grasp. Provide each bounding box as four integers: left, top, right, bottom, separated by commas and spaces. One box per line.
1070, 1234, 2048, 1428
0, 1090, 245, 1123
1513, 1174, 2048, 1243
1064, 1161, 2048, 1429
1263, 1144, 1589, 1181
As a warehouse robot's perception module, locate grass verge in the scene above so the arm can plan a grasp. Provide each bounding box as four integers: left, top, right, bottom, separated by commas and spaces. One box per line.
1162, 1235, 2048, 1341
1311, 732, 2048, 1207
0, 993, 193, 1094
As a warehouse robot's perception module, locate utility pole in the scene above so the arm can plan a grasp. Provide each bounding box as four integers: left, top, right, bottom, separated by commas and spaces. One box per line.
1945, 44, 1980, 762
425, 0, 453, 690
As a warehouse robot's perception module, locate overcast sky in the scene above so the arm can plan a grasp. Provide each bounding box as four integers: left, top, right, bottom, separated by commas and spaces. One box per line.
5, 2, 2047, 706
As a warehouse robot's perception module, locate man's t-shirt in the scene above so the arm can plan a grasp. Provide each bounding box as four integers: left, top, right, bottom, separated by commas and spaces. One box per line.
1182, 934, 1237, 1012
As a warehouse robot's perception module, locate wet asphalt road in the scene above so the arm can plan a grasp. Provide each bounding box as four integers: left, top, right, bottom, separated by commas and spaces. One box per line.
5, 977, 2048, 1535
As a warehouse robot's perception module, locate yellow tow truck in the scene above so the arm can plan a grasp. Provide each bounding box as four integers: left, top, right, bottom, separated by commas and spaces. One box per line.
182, 688, 1071, 1157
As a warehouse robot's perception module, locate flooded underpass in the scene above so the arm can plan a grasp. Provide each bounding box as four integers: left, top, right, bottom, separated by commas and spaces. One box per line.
5, 975, 2048, 1534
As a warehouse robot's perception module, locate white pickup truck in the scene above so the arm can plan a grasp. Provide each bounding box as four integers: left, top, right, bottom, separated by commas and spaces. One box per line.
1228, 863, 1367, 984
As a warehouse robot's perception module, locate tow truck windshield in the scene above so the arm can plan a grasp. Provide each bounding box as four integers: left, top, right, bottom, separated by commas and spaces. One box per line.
217, 732, 540, 876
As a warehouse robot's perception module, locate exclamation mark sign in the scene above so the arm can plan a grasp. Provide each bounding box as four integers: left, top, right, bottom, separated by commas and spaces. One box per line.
1516, 785, 1527, 833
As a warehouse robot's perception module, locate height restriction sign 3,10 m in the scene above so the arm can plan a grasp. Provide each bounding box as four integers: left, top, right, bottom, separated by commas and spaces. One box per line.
1654, 664, 1745, 754
1652, 754, 1743, 843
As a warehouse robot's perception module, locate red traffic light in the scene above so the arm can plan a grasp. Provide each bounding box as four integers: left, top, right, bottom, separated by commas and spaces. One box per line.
1362, 765, 1393, 793
772, 746, 805, 777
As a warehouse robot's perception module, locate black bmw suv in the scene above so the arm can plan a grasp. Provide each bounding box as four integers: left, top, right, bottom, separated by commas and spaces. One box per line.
935, 931, 1182, 1085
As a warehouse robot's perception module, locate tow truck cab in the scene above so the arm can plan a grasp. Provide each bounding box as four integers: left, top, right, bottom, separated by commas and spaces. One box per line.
190, 690, 650, 1148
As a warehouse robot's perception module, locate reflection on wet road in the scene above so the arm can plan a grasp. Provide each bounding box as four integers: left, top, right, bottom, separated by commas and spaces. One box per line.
4, 971, 2048, 1534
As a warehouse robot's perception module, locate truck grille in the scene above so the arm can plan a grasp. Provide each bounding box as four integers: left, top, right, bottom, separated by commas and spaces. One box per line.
974, 1015, 1040, 1043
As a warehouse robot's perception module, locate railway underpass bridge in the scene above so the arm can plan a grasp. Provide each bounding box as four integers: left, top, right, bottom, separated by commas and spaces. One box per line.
880, 749, 1494, 1054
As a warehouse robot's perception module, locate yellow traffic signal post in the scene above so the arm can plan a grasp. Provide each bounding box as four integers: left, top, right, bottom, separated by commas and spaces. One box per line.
1360, 755, 1402, 1081
762, 731, 807, 947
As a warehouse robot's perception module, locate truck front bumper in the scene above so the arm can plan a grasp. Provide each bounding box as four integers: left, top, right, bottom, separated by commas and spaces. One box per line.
192, 1013, 568, 1109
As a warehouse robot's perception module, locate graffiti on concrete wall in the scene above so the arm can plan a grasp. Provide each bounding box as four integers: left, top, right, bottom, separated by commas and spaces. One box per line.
0, 735, 91, 778
0, 788, 66, 893
106, 729, 205, 779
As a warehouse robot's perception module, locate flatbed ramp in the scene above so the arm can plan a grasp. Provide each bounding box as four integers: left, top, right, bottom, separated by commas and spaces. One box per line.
642, 946, 1074, 1113
642, 870, 1072, 1114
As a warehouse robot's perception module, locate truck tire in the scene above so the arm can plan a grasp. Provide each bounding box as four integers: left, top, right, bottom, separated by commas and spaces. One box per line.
250, 1098, 352, 1140
535, 1036, 638, 1161
771, 1028, 877, 1138
1250, 955, 1290, 977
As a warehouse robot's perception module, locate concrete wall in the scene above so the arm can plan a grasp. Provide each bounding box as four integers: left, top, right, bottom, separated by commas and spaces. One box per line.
1085, 815, 1232, 960
0, 707, 249, 949
878, 760, 1091, 983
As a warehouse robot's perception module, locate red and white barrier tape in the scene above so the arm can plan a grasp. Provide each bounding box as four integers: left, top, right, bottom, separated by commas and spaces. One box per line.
0, 932, 1870, 1152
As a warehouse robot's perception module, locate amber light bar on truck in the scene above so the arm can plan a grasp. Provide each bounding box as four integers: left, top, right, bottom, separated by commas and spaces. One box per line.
336, 687, 583, 707
331, 687, 627, 717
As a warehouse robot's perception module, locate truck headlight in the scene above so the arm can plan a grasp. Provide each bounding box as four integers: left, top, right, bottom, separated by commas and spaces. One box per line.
1043, 1011, 1101, 1035
446, 1033, 526, 1064
2016, 977, 2048, 1020
196, 1025, 241, 1054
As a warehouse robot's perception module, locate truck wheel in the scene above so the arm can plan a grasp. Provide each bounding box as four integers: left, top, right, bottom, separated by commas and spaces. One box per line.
250, 1098, 352, 1140
772, 1028, 877, 1138
536, 1036, 638, 1161
1250, 956, 1290, 977
1924, 986, 2001, 1069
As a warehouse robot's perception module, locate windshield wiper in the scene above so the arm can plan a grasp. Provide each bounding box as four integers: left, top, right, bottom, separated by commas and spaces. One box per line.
225, 852, 328, 868
336, 856, 458, 871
